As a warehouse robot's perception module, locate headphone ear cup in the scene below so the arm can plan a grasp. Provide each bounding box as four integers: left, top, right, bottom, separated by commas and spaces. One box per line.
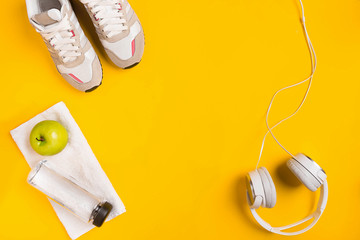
258, 167, 276, 208
287, 159, 320, 192
247, 170, 265, 209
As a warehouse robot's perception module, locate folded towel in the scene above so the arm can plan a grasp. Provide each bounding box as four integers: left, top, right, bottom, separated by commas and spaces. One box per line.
10, 102, 125, 239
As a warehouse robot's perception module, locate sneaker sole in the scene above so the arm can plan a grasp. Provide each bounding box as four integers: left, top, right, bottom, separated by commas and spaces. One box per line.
124, 61, 141, 69
85, 80, 102, 92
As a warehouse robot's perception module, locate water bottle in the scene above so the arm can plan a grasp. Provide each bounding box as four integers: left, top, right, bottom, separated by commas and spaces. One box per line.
27, 160, 112, 227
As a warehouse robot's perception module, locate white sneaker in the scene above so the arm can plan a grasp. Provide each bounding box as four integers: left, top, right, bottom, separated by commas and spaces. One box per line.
26, 0, 103, 92
80, 0, 145, 69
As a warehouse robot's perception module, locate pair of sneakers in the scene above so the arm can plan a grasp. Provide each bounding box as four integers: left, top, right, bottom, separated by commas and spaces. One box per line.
26, 0, 145, 92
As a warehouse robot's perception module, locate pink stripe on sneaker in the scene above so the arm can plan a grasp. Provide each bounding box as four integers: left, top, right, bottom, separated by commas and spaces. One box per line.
69, 74, 83, 83
131, 39, 135, 56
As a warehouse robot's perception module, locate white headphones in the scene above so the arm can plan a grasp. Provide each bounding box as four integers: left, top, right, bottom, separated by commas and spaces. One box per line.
245, 0, 328, 235
246, 154, 328, 235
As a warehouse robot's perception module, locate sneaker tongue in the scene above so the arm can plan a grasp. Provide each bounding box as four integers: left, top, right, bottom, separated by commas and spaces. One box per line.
32, 9, 62, 26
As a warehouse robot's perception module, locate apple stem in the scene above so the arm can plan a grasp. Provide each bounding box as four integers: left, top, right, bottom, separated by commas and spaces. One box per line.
36, 137, 45, 142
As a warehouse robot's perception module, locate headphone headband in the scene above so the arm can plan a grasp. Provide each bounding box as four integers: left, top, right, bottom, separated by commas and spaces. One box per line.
248, 180, 328, 236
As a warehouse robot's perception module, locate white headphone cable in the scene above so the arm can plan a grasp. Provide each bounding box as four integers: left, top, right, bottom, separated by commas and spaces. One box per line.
255, 0, 317, 169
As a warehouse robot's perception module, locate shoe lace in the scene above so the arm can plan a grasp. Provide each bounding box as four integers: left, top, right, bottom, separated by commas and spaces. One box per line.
41, 15, 81, 63
81, 0, 128, 38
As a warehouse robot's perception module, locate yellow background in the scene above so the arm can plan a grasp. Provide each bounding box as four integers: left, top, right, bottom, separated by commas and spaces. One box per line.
1, 0, 360, 239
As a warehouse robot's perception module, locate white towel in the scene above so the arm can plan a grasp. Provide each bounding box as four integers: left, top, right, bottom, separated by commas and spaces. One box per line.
10, 102, 126, 239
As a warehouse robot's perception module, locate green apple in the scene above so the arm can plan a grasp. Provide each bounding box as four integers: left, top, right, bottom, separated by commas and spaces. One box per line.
30, 120, 68, 156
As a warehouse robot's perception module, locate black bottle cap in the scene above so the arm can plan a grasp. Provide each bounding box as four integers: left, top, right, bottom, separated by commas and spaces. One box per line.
92, 201, 113, 227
